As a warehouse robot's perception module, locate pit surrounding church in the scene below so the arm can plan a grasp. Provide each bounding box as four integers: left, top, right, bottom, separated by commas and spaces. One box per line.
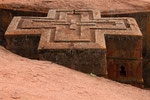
5, 9, 143, 87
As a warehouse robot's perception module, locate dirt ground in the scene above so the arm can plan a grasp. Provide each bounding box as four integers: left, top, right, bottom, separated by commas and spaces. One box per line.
0, 46, 150, 100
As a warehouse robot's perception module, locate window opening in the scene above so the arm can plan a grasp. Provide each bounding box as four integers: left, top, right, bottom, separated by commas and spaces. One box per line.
120, 66, 126, 77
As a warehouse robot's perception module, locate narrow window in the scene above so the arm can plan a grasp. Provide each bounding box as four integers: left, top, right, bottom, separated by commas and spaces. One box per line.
120, 66, 126, 77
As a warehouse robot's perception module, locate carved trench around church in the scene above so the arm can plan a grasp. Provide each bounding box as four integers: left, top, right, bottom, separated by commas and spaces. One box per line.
0, 9, 149, 87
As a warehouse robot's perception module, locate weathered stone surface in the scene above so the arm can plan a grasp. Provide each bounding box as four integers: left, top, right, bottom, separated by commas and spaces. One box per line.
143, 59, 150, 87
6, 35, 40, 58
5, 16, 41, 58
1, 0, 150, 15
107, 59, 143, 84
106, 35, 142, 58
5, 9, 143, 86
39, 50, 106, 75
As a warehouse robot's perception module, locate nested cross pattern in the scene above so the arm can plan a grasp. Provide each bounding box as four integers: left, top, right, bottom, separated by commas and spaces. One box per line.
5, 9, 141, 51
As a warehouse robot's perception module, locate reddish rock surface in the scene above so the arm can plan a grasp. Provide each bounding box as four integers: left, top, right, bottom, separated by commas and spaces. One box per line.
0, 46, 150, 100
0, 0, 150, 14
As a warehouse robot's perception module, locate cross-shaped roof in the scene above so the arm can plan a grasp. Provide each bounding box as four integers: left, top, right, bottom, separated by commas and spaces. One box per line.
5, 9, 142, 52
